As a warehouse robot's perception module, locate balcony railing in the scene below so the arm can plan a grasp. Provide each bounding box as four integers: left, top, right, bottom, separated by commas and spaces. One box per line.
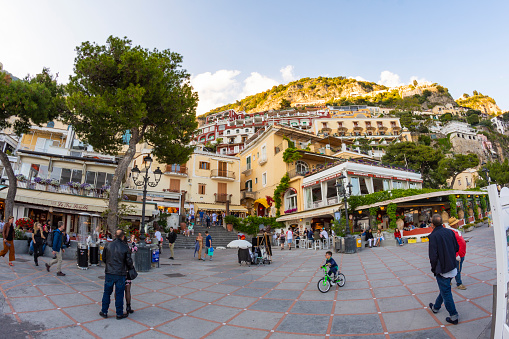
164, 165, 188, 176
241, 190, 256, 200
210, 169, 235, 180
215, 193, 232, 203
258, 155, 268, 166
242, 165, 252, 175
16, 181, 110, 199
288, 167, 309, 179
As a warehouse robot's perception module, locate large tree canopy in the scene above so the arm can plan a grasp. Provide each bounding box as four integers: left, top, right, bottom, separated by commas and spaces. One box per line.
381, 142, 444, 188
0, 68, 66, 217
65, 36, 198, 232
476, 160, 509, 186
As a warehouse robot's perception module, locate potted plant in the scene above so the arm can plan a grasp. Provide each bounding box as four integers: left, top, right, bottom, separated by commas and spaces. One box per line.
224, 215, 237, 232
421, 236, 429, 243
407, 237, 417, 244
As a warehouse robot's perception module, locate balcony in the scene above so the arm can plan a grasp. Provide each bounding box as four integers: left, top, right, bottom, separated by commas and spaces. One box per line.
258, 155, 268, 166
16, 181, 110, 199
210, 169, 236, 181
164, 165, 188, 176
215, 193, 232, 203
241, 189, 256, 200
241, 165, 252, 176
288, 167, 309, 179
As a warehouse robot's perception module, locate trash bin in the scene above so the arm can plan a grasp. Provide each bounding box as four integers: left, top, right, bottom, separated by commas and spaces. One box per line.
89, 244, 99, 266
77, 245, 88, 270
135, 244, 152, 272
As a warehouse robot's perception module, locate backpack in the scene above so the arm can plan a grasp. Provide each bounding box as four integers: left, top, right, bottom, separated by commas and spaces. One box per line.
46, 230, 56, 247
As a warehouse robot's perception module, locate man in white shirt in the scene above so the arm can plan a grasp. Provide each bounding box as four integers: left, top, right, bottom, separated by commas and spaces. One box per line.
320, 229, 329, 240
154, 227, 163, 253
286, 229, 293, 250
212, 212, 217, 226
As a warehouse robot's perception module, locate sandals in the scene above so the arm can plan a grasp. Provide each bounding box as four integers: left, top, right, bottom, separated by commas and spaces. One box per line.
8, 262, 14, 266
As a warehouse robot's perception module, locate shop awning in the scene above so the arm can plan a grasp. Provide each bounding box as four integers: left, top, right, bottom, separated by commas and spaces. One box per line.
194, 203, 246, 212
229, 205, 248, 212
276, 205, 339, 222
254, 198, 270, 208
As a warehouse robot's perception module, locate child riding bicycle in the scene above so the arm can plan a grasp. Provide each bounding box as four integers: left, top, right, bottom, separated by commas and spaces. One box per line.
323, 251, 339, 285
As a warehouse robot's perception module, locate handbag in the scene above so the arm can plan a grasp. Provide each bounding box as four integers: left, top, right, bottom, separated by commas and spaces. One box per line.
208, 247, 214, 256
127, 267, 138, 280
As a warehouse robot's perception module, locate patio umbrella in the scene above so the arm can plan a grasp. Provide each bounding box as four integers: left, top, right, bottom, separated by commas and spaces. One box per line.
227, 240, 252, 249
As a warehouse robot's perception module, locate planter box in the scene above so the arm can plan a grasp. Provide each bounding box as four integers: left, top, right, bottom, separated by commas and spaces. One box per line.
421, 237, 429, 243
13, 239, 29, 254
464, 226, 474, 232
408, 238, 417, 244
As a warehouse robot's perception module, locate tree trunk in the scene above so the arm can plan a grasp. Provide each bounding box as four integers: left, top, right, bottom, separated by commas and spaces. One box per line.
0, 150, 17, 219
106, 128, 141, 233
449, 173, 459, 189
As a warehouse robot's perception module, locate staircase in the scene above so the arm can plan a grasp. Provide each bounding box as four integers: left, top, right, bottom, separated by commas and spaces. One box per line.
168, 223, 239, 249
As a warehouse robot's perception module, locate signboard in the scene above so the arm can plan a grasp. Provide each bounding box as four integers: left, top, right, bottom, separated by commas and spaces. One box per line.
392, 176, 410, 181
52, 201, 89, 211
302, 180, 320, 188
373, 174, 392, 179
334, 211, 341, 221
488, 185, 509, 338
347, 171, 371, 177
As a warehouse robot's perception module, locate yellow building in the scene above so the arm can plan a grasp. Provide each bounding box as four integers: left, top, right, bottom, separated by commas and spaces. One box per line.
446, 168, 479, 190
239, 125, 349, 217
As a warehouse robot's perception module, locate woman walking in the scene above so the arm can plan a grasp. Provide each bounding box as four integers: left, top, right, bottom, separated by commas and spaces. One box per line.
124, 234, 137, 314
196, 233, 204, 260
0, 216, 15, 266
279, 232, 286, 250
32, 222, 46, 266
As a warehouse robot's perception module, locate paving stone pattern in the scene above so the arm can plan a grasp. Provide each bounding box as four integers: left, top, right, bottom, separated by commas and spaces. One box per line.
0, 226, 495, 338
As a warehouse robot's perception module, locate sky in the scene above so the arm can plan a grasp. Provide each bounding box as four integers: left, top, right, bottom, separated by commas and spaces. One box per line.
1, 0, 508, 115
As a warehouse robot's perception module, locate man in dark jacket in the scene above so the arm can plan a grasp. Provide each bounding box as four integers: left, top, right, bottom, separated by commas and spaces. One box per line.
166, 227, 177, 260
428, 214, 460, 325
100, 230, 134, 320
45, 221, 65, 276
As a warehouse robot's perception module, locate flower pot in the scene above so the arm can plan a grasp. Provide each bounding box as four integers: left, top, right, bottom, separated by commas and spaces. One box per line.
227, 223, 233, 232
421, 237, 429, 243
408, 238, 417, 244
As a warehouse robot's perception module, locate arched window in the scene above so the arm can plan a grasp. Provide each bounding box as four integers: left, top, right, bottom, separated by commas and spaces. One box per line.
47, 121, 55, 128
284, 189, 297, 212
295, 160, 309, 175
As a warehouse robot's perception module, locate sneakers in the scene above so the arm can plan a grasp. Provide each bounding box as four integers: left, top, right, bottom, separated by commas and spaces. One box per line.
457, 284, 467, 290
45, 263, 50, 272
446, 317, 459, 325
116, 313, 129, 320
57, 272, 66, 276
429, 303, 439, 314
169, 257, 174, 260
99, 312, 108, 319
330, 281, 336, 286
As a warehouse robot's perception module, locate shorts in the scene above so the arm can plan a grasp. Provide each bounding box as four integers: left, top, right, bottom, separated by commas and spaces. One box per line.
280, 238, 285, 244
287, 239, 292, 244
126, 279, 132, 286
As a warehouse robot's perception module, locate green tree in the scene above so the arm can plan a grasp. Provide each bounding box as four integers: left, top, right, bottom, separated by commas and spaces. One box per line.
477, 160, 509, 186
279, 98, 291, 110
440, 113, 453, 123
382, 142, 444, 188
65, 36, 198, 232
413, 79, 418, 87
438, 153, 479, 189
418, 135, 431, 146
0, 68, 66, 217
466, 114, 479, 125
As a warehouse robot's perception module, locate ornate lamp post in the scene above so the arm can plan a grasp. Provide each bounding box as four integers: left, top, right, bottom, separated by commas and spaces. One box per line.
335, 174, 356, 254
481, 162, 491, 185
131, 154, 162, 271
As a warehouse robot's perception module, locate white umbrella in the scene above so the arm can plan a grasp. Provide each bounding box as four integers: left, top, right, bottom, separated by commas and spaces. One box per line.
227, 240, 252, 249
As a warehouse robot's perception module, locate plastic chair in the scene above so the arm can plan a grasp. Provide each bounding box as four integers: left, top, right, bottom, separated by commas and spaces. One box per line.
314, 240, 322, 250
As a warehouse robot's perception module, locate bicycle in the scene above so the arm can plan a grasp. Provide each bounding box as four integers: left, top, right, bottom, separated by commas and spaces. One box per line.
317, 265, 346, 293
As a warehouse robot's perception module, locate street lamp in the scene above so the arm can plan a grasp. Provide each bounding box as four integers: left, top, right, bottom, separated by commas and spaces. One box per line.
335, 174, 355, 254
481, 162, 491, 185
131, 154, 163, 272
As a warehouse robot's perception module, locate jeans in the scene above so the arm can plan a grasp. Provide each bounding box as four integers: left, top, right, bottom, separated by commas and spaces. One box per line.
328, 266, 338, 278
101, 274, 126, 316
455, 257, 465, 286
396, 237, 403, 245
30, 240, 46, 254
434, 274, 458, 319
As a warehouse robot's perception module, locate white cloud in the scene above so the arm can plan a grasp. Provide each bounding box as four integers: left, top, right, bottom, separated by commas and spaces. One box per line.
378, 71, 404, 87
409, 76, 432, 86
280, 65, 296, 83
191, 70, 279, 115
240, 72, 279, 98
349, 75, 366, 81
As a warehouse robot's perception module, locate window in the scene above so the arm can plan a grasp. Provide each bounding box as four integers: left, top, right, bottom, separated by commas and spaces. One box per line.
96, 172, 106, 187
199, 161, 210, 170
261, 145, 267, 160
262, 173, 267, 186
71, 169, 82, 183
246, 156, 251, 170
457, 179, 461, 186
226, 130, 230, 135
50, 167, 62, 181
295, 160, 309, 175
198, 183, 206, 194
60, 168, 71, 184
85, 171, 97, 185
245, 128, 249, 132
255, 178, 258, 184
245, 180, 252, 192
29, 164, 49, 180
169, 179, 180, 192
236, 129, 240, 133
284, 190, 297, 211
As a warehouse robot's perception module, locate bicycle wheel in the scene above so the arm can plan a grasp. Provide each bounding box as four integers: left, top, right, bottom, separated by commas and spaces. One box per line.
317, 278, 331, 293
336, 273, 346, 287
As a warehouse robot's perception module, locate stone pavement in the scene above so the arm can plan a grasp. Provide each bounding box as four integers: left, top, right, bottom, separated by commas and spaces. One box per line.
0, 226, 495, 339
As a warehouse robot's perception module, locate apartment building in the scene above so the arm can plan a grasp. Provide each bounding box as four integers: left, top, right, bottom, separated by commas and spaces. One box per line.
277, 159, 423, 233
446, 168, 479, 190
0, 121, 151, 232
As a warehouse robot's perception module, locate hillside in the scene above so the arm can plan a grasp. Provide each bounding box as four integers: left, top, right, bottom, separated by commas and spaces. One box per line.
456, 93, 501, 114
202, 76, 457, 116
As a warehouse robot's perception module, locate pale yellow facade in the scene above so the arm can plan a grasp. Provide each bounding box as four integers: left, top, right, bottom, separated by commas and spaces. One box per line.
447, 168, 479, 190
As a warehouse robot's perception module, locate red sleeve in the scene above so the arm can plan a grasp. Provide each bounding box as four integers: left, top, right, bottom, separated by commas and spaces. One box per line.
455, 232, 466, 257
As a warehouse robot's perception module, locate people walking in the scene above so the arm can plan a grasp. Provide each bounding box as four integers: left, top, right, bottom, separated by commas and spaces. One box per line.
195, 233, 204, 260
212, 212, 217, 227
449, 218, 467, 290
279, 231, 285, 250
45, 221, 66, 276
428, 214, 460, 325
124, 235, 137, 314
32, 222, 46, 266
205, 231, 212, 261
0, 216, 15, 266
154, 226, 163, 253
286, 229, 293, 250
100, 230, 134, 320
166, 227, 177, 260
206, 213, 211, 229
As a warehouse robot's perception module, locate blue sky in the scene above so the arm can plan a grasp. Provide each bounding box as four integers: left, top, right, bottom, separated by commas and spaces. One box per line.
1, 0, 507, 115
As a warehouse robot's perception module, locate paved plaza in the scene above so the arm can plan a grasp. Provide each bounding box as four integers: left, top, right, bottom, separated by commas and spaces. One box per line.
0, 226, 494, 339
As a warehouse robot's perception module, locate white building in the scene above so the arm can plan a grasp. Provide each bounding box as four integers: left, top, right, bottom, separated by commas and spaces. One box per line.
491, 117, 506, 134
440, 121, 476, 137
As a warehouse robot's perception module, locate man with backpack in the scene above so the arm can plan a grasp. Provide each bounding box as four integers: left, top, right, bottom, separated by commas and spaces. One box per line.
45, 221, 66, 276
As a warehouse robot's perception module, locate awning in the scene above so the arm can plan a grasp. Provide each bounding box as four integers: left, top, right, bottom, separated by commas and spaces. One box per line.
254, 198, 270, 208
276, 205, 339, 222
194, 203, 247, 212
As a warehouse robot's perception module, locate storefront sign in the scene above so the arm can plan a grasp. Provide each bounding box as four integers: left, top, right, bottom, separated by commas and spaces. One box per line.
53, 201, 89, 211
373, 174, 392, 179
320, 173, 343, 182
409, 178, 423, 183
347, 171, 371, 177
303, 180, 320, 188
392, 176, 409, 181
